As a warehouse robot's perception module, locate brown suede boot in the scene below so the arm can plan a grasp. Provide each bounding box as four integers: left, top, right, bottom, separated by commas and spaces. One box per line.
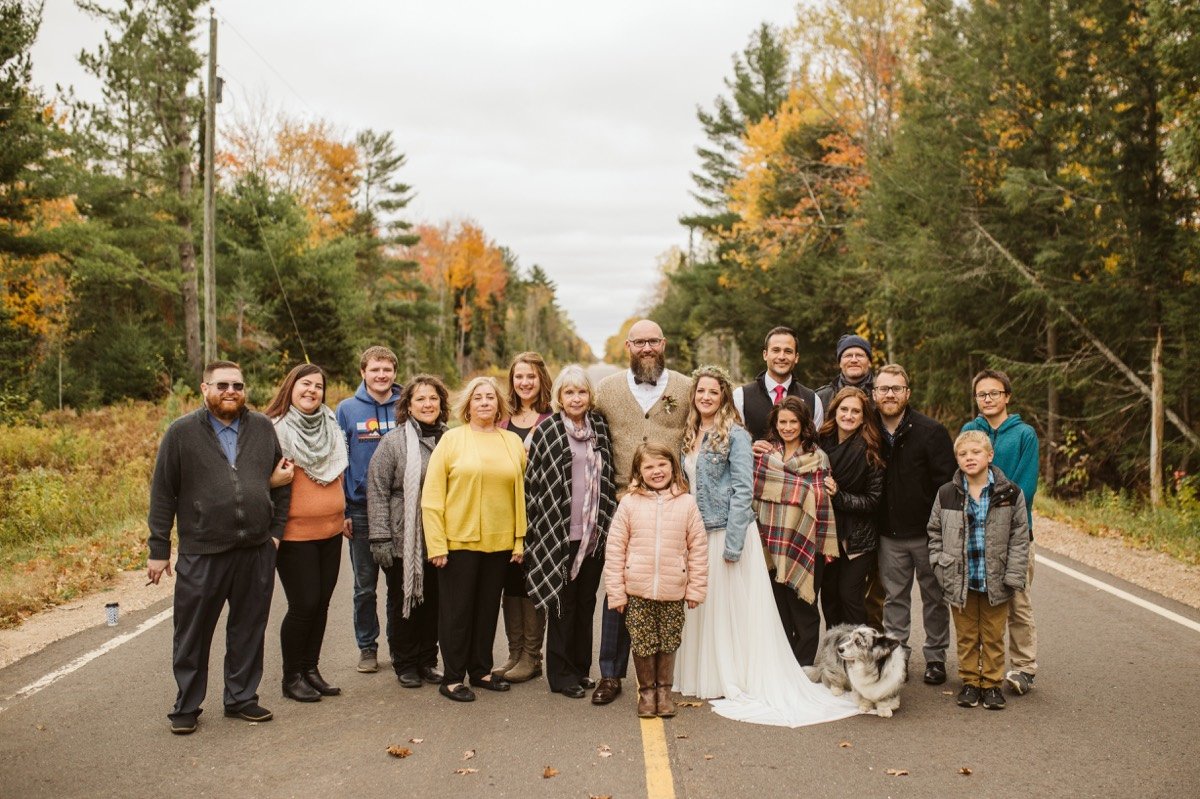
655, 652, 676, 718
506, 599, 543, 682
493, 597, 522, 677
633, 654, 657, 718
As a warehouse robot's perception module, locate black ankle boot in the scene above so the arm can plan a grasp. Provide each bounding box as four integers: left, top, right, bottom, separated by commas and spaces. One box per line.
302, 668, 341, 696
283, 673, 321, 702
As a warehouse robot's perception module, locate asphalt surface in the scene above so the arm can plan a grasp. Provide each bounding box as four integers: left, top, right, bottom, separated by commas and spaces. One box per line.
1, 546, 1198, 798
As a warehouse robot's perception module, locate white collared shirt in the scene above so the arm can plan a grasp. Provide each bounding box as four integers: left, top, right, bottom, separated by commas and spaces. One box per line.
626, 368, 669, 414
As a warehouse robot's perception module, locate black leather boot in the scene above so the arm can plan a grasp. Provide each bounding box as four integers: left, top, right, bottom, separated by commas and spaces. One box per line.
282, 673, 321, 702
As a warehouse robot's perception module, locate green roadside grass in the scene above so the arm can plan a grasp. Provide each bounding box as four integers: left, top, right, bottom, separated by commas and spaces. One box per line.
0, 399, 190, 627
1036, 489, 1200, 567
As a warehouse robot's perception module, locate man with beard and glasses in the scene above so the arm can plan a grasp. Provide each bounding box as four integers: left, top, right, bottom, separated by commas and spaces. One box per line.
590, 319, 691, 705
872, 364, 956, 688
147, 360, 292, 735
816, 334, 875, 412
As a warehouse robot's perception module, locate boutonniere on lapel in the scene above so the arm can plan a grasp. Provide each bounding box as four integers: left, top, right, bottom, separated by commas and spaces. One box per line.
662, 396, 678, 414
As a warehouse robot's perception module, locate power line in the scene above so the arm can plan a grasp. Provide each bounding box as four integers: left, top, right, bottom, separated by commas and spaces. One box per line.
211, 6, 317, 117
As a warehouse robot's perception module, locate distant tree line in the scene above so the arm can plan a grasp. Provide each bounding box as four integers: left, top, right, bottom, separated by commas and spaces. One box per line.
644, 0, 1198, 496
0, 0, 591, 415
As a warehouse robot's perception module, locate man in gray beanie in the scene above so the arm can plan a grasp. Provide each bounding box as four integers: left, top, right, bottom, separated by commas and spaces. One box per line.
816, 334, 875, 411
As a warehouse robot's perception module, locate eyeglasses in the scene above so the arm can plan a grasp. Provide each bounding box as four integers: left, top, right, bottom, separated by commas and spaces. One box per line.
628, 337, 664, 349
974, 390, 1009, 401
211, 381, 245, 393
874, 385, 909, 396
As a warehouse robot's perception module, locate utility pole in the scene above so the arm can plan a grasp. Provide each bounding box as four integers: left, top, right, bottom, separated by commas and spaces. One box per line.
202, 7, 218, 363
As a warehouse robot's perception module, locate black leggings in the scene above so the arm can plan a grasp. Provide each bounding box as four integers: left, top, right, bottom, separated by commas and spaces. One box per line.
276, 535, 342, 675
820, 551, 875, 629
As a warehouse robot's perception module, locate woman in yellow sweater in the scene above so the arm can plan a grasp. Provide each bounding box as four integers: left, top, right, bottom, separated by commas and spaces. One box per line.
422, 375, 527, 702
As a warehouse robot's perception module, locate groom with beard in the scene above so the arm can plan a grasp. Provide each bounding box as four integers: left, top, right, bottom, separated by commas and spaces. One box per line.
590, 319, 692, 705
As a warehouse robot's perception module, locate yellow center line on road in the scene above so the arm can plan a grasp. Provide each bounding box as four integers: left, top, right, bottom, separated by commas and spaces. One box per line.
639, 716, 677, 799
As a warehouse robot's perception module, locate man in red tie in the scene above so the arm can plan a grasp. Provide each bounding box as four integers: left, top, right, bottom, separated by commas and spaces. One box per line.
732, 326, 823, 440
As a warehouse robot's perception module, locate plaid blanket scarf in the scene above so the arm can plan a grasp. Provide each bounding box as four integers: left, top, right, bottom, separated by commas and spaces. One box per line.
752, 446, 838, 604
523, 412, 617, 616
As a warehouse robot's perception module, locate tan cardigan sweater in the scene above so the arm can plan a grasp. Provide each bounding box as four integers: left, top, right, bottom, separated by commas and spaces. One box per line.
595, 369, 691, 487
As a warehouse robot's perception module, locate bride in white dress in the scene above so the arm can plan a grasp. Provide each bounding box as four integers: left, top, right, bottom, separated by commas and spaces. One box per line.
674, 366, 858, 727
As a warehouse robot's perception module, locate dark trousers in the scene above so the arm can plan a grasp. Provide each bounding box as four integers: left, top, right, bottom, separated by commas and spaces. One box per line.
437, 549, 509, 685
598, 594, 632, 679
545, 544, 603, 692
170, 540, 275, 721
383, 559, 440, 675
770, 558, 825, 667
502, 560, 530, 598
275, 535, 342, 675
819, 551, 875, 629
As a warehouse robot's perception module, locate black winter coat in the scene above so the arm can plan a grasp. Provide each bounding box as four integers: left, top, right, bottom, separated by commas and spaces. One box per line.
878, 408, 956, 539
819, 432, 883, 555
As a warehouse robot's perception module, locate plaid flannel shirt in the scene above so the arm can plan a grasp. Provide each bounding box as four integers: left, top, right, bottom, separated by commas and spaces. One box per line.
964, 471, 994, 592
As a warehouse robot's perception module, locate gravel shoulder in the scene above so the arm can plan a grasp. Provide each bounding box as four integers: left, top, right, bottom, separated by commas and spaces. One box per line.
2, 512, 1197, 672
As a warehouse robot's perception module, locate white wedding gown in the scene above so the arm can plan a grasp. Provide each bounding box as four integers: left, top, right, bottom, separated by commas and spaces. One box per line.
674, 517, 861, 727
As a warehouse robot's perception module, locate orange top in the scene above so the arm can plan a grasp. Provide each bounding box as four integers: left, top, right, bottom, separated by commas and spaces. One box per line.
283, 469, 345, 541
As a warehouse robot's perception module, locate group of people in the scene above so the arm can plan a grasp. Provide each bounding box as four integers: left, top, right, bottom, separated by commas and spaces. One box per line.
146, 319, 1040, 734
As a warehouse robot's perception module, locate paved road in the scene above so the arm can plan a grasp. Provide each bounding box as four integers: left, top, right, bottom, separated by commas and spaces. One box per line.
1, 546, 1198, 798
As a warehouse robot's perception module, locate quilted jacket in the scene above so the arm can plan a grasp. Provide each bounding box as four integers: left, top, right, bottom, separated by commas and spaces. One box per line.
603, 489, 708, 605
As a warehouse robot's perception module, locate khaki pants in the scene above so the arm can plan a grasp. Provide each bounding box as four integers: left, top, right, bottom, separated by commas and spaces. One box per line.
952, 590, 1008, 688
1007, 541, 1038, 674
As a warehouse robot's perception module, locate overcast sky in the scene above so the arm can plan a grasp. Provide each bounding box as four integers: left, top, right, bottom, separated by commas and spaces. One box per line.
32, 0, 800, 357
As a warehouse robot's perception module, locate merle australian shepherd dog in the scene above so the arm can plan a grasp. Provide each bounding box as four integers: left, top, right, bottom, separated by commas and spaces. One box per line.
803, 624, 908, 717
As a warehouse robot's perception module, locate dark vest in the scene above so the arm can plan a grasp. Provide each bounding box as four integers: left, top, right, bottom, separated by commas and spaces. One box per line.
741, 372, 818, 440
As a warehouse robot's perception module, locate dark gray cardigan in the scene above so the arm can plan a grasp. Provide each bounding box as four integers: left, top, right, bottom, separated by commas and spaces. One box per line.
148, 407, 291, 559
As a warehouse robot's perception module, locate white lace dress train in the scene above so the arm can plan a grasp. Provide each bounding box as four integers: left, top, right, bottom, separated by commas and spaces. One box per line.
674, 522, 860, 727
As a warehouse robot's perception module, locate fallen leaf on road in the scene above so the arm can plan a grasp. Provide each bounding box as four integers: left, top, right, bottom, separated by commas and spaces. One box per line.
704, 754, 714, 760
885, 768, 909, 777
386, 746, 412, 759
462, 749, 476, 760
454, 768, 478, 775
838, 741, 853, 748
543, 766, 559, 778
598, 745, 613, 758
409, 737, 424, 744
35, 724, 46, 731
675, 733, 689, 739
677, 700, 703, 707
942, 690, 954, 695
959, 767, 973, 775
589, 795, 613, 799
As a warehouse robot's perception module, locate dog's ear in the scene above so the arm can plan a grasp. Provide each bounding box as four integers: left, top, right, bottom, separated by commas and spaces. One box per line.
879, 635, 902, 653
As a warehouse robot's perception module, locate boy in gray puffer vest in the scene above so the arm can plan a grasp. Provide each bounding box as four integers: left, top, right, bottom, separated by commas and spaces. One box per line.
928, 430, 1029, 711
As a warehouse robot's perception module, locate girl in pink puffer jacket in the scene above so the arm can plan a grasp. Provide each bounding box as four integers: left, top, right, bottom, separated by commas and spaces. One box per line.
604, 443, 707, 719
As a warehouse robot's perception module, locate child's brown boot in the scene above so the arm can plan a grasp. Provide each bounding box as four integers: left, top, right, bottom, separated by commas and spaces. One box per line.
655, 652, 676, 718
633, 654, 657, 718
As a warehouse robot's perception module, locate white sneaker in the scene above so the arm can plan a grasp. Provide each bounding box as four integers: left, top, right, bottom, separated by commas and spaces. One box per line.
1005, 670, 1034, 695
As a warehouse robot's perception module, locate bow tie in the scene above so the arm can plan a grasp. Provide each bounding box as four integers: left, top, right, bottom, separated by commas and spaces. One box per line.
635, 377, 656, 385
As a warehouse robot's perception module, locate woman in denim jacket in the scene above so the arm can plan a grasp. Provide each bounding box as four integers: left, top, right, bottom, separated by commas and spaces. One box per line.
672, 366, 858, 728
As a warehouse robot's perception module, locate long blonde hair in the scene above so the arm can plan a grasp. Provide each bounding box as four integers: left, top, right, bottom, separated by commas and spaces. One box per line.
683, 365, 743, 455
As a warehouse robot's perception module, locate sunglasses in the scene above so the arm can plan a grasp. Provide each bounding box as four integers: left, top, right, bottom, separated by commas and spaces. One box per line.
211, 381, 245, 393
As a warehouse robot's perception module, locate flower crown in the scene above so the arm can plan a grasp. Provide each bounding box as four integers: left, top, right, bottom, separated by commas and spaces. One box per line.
690, 364, 732, 384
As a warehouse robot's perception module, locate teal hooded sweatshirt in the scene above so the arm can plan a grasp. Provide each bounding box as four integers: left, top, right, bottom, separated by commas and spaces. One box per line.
961, 413, 1039, 531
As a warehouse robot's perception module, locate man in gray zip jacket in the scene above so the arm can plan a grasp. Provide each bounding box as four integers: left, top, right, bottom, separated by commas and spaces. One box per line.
147, 360, 291, 734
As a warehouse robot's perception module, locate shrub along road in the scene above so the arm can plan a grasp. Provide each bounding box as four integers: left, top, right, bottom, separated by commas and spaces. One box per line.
0, 547, 1198, 798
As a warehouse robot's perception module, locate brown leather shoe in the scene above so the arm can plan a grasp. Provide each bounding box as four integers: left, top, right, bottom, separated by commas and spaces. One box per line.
633, 654, 657, 718
591, 677, 622, 705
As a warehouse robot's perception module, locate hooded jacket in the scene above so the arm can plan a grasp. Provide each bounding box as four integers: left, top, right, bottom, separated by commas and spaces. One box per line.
960, 413, 1039, 530
927, 465, 1030, 607
336, 381, 403, 507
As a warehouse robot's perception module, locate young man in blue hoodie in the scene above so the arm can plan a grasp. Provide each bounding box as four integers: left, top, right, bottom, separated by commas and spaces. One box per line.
337, 346, 404, 674
961, 369, 1040, 696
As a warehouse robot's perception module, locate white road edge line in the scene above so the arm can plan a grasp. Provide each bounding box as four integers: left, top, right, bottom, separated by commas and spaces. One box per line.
1037, 554, 1200, 634
0, 607, 174, 713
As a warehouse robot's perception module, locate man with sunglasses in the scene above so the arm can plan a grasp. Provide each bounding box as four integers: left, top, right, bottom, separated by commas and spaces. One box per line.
961, 369, 1040, 696
590, 319, 691, 705
147, 360, 291, 735
873, 364, 956, 687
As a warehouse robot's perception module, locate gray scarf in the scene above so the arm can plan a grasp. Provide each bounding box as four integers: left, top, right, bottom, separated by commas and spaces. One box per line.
563, 413, 601, 579
274, 405, 348, 486
401, 420, 425, 617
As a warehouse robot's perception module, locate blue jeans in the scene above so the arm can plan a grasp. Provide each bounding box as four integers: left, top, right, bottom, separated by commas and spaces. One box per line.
347, 505, 387, 652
